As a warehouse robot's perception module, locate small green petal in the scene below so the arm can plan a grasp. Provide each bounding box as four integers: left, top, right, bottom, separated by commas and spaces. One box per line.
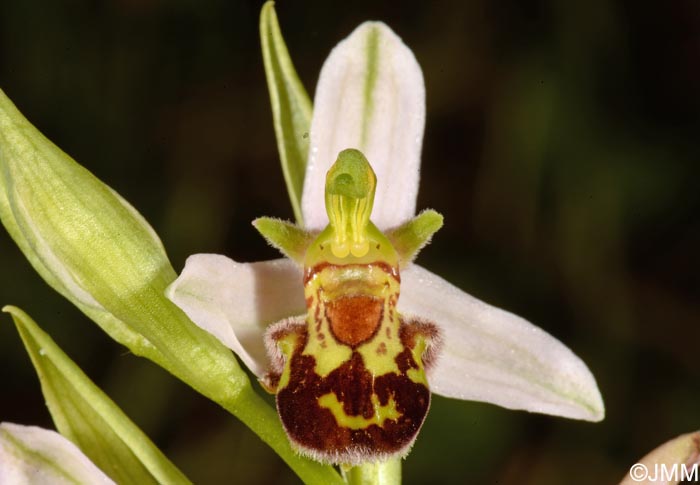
252, 217, 315, 264
3, 305, 191, 485
260, 0, 313, 224
386, 209, 443, 267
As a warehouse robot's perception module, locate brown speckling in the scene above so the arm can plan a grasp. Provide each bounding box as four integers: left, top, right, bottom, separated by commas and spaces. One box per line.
313, 290, 322, 322
376, 342, 387, 355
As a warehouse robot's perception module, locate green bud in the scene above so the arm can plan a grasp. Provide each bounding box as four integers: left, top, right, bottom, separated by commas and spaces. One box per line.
0, 87, 246, 403
0, 89, 344, 485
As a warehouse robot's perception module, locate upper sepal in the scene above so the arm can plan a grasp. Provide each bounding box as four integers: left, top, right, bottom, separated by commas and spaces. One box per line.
301, 22, 425, 231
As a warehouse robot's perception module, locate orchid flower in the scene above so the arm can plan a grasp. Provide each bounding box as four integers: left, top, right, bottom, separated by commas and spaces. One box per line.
166, 9, 604, 467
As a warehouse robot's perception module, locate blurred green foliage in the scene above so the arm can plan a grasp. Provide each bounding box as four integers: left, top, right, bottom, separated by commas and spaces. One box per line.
1, 1, 698, 483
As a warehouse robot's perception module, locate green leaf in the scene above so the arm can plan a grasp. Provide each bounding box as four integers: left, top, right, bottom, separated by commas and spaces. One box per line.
252, 217, 315, 263
260, 0, 313, 224
3, 305, 191, 485
0, 87, 245, 402
386, 209, 443, 267
0, 89, 342, 484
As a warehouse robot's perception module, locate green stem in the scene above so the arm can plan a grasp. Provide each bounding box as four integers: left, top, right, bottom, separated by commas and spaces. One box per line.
223, 385, 345, 485
344, 458, 401, 485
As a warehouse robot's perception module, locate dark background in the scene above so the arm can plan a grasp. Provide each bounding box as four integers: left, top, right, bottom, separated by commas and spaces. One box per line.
1, 1, 698, 483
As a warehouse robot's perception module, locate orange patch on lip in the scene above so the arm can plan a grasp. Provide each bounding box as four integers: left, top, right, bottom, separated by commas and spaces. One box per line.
326, 295, 382, 347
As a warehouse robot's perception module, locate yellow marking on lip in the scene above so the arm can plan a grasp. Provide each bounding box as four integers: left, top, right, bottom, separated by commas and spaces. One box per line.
303, 287, 352, 377
406, 335, 429, 385
318, 392, 401, 430
275, 331, 301, 391
303, 263, 402, 378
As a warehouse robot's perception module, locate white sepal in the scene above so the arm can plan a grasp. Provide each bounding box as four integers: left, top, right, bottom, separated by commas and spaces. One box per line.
302, 22, 425, 231
166, 254, 305, 377
399, 264, 605, 422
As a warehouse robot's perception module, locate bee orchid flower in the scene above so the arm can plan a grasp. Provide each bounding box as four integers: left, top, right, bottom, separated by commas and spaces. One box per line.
166, 18, 604, 466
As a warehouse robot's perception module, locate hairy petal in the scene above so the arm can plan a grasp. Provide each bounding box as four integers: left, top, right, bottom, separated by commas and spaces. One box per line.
166, 255, 305, 377
0, 423, 114, 485
302, 22, 425, 230
399, 265, 605, 422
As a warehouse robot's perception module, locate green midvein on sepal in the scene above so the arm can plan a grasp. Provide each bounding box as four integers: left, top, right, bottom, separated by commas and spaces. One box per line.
252, 217, 315, 264
386, 209, 444, 267
3, 305, 192, 485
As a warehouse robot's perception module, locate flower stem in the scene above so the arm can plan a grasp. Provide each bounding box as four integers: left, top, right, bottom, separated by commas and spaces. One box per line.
223, 384, 344, 485
343, 458, 401, 485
